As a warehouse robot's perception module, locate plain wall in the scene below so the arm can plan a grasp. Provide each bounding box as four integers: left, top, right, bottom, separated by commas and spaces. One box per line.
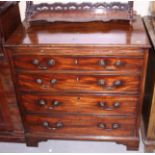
19, 1, 151, 21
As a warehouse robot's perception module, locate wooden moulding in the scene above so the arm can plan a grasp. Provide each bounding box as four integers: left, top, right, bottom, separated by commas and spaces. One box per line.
25, 1, 135, 27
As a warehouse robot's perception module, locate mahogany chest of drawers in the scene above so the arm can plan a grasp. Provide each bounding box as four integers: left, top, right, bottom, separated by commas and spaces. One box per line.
5, 16, 150, 150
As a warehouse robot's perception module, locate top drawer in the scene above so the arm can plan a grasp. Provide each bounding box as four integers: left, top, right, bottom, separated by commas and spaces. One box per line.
13, 55, 143, 72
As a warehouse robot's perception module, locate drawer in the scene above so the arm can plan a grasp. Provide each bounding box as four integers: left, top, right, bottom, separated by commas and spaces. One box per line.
21, 94, 137, 116
24, 114, 136, 137
12, 48, 145, 57
17, 74, 140, 94
13, 55, 143, 72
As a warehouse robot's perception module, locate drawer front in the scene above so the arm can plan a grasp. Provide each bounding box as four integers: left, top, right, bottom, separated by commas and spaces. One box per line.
12, 48, 145, 57
24, 114, 136, 137
17, 74, 140, 93
13, 55, 143, 72
21, 94, 137, 115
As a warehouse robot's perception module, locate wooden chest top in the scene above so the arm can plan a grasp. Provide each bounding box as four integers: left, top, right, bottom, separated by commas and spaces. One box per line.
5, 16, 150, 48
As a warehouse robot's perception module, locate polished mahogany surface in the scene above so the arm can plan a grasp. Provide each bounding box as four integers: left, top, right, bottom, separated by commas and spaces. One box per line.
6, 16, 149, 47
0, 1, 24, 142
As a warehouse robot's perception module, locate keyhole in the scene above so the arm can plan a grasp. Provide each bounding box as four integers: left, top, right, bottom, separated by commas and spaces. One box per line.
74, 59, 78, 65
76, 77, 80, 82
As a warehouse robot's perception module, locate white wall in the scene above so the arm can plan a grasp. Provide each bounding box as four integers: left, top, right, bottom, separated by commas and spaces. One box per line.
19, 1, 150, 21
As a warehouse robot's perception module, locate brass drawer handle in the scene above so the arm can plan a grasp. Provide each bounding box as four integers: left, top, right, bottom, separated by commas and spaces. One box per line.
37, 99, 61, 109
50, 79, 57, 85
47, 100, 61, 110
38, 65, 48, 70
32, 59, 55, 70
113, 102, 121, 108
99, 60, 107, 67
32, 59, 48, 70
115, 60, 123, 67
36, 79, 43, 84
52, 100, 60, 107
48, 59, 55, 66
35, 78, 57, 86
98, 101, 106, 108
97, 79, 123, 89
112, 123, 120, 129
98, 102, 120, 110
106, 80, 123, 90
97, 79, 105, 86
38, 99, 46, 106
99, 60, 124, 68
98, 123, 106, 129
32, 59, 39, 65
98, 123, 120, 130
35, 79, 57, 86
113, 80, 123, 87
43, 121, 63, 130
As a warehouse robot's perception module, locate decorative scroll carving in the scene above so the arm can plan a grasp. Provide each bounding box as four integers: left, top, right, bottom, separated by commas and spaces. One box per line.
25, 1, 135, 27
